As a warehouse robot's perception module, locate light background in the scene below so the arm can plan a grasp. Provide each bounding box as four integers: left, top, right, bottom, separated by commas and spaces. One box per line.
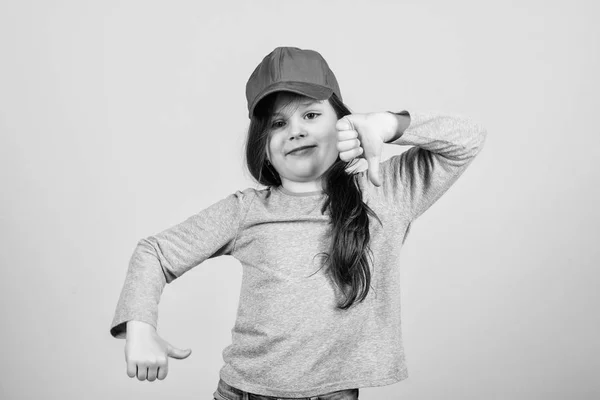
1, 0, 598, 399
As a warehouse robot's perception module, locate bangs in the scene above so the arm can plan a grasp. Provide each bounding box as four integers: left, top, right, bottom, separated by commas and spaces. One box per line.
256, 91, 324, 121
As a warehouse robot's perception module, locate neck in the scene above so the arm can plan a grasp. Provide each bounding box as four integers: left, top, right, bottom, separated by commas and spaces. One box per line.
280, 178, 324, 194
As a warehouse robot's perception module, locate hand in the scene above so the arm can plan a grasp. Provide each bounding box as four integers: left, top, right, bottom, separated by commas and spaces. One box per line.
336, 112, 398, 187
125, 321, 192, 382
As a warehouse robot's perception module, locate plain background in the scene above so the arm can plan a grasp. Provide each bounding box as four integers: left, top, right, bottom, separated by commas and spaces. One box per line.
1, 0, 598, 399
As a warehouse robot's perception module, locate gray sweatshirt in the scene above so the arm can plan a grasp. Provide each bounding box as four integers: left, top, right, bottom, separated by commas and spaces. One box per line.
110, 111, 487, 398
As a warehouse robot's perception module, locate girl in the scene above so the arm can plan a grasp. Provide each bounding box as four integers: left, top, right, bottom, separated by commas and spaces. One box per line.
110, 46, 487, 400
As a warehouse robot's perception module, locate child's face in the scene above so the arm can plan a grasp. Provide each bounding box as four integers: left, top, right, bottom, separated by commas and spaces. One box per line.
266, 93, 339, 188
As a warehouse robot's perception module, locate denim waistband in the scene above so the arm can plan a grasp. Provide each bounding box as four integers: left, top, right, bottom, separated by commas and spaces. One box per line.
213, 378, 359, 400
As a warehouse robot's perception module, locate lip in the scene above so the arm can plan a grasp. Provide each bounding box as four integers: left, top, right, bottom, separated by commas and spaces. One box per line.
287, 145, 317, 155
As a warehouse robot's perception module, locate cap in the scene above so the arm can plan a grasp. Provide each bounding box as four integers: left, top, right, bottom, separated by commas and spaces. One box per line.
245, 47, 342, 118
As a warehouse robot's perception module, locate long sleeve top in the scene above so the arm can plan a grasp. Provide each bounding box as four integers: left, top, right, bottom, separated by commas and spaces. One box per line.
109, 111, 487, 398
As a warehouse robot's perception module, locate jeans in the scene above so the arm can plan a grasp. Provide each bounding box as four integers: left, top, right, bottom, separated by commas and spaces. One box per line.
213, 378, 359, 400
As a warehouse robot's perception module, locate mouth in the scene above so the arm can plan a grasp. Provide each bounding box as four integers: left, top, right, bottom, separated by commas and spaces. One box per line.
287, 145, 317, 155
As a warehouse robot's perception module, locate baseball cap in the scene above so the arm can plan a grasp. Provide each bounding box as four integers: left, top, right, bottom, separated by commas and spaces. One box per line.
245, 47, 342, 118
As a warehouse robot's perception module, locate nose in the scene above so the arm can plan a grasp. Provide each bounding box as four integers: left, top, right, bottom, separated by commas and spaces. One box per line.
288, 118, 307, 140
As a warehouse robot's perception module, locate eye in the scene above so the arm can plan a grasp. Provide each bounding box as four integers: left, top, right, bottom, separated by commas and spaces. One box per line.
271, 120, 285, 129
305, 112, 320, 119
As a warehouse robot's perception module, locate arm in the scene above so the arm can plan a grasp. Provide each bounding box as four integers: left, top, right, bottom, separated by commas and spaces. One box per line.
380, 110, 487, 221
109, 190, 247, 339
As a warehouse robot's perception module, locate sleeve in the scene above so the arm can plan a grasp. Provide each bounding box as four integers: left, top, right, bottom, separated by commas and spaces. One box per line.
380, 111, 487, 222
109, 190, 246, 339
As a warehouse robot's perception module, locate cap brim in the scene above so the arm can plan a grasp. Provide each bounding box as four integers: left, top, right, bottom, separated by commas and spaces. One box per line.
249, 81, 333, 118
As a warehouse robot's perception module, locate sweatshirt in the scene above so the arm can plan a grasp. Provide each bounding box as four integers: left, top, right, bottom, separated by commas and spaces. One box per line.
109, 111, 487, 398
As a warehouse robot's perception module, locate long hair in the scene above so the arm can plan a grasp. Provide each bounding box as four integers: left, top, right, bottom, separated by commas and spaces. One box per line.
244, 91, 382, 310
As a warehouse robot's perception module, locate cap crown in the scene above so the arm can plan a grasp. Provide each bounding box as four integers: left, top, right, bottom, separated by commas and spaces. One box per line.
246, 47, 342, 117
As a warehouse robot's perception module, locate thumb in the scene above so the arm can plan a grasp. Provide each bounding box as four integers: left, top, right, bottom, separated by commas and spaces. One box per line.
336, 116, 354, 131
366, 154, 382, 187
167, 344, 192, 360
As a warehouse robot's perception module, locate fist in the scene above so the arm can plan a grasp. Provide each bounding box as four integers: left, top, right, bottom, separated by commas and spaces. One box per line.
125, 321, 191, 382
336, 112, 398, 187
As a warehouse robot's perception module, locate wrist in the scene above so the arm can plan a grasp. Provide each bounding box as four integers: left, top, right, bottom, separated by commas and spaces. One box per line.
385, 111, 411, 143
126, 320, 156, 335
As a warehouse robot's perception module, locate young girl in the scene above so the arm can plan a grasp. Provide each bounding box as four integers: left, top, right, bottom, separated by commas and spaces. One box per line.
110, 46, 487, 400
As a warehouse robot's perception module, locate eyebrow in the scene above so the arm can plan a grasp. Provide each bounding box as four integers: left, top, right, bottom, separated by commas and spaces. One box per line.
272, 100, 322, 117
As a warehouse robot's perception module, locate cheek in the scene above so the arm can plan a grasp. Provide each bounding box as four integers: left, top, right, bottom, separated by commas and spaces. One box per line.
328, 131, 341, 158
267, 137, 283, 161
325, 129, 339, 149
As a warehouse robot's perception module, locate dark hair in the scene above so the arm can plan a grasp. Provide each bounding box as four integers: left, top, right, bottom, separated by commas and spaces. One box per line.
244, 91, 382, 310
